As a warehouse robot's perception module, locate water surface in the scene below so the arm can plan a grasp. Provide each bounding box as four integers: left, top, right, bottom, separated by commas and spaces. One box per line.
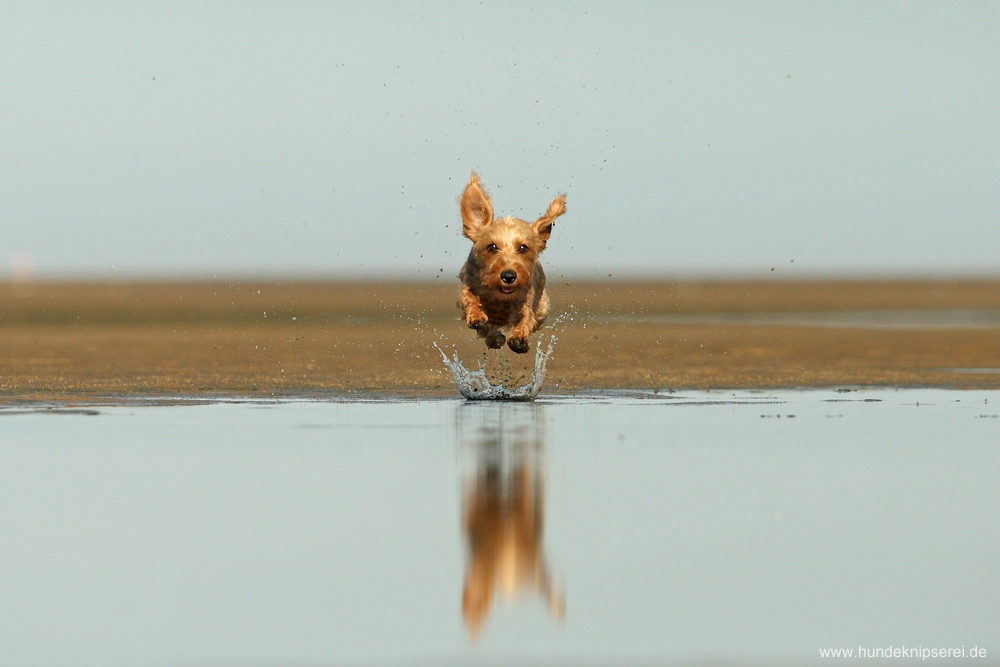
1, 390, 997, 665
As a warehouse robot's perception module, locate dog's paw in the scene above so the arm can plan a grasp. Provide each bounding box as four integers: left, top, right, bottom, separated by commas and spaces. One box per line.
468, 317, 488, 330
485, 330, 506, 349
507, 337, 529, 354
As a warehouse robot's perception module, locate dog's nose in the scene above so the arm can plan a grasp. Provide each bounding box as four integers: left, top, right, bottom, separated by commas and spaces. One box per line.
500, 270, 517, 284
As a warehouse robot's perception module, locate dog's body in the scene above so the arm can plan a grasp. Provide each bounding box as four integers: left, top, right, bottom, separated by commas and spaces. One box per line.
458, 172, 566, 353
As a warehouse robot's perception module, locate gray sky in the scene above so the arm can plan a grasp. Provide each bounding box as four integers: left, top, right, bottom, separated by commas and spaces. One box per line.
2, 2, 998, 279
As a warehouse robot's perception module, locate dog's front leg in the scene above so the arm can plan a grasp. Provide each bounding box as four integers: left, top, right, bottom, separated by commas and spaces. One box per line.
461, 285, 506, 348
460, 285, 488, 330
507, 289, 540, 354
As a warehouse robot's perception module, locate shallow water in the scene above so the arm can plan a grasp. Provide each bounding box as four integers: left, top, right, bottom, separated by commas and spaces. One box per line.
1, 389, 998, 666
609, 309, 1000, 329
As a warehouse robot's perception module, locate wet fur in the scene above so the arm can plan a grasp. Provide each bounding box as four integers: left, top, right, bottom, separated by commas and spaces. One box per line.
458, 172, 566, 353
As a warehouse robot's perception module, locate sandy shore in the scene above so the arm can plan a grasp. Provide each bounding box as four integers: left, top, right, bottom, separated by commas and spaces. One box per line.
2, 279, 999, 398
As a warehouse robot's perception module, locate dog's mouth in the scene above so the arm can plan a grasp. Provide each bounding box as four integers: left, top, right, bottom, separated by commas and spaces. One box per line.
499, 284, 517, 294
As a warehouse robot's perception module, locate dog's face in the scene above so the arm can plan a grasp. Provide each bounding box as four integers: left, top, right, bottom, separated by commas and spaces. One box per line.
460, 172, 565, 298
468, 217, 544, 297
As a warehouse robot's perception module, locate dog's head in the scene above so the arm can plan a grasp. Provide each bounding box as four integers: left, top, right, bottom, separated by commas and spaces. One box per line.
460, 171, 566, 297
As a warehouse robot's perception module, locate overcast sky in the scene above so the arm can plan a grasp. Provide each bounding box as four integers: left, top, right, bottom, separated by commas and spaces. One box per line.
2, 2, 998, 279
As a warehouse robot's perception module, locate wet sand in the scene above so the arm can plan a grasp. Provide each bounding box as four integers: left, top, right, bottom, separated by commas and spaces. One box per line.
2, 279, 999, 398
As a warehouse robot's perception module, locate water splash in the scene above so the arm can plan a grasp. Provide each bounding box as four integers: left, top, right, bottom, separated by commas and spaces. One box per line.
435, 335, 556, 401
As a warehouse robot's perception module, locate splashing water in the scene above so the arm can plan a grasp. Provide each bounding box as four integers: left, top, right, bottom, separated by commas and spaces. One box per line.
435, 335, 556, 401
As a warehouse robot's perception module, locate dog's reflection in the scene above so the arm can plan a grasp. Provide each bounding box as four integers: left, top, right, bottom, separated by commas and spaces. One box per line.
458, 403, 564, 638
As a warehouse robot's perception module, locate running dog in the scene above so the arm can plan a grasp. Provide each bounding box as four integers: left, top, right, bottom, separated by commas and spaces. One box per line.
458, 172, 566, 353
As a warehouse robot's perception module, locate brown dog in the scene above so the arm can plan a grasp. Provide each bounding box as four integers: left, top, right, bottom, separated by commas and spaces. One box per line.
458, 172, 566, 353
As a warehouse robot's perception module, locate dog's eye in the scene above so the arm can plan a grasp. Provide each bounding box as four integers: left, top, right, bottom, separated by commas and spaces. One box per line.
487, 244, 499, 253
517, 244, 529, 254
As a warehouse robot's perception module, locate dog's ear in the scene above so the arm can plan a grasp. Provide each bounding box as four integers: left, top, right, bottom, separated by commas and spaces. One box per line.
461, 171, 494, 240
531, 194, 566, 249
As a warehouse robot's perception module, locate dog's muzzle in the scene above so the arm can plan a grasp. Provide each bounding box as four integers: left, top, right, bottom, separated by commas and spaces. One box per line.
500, 270, 517, 293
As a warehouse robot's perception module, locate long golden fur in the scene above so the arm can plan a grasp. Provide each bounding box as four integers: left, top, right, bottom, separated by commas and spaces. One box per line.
458, 172, 566, 353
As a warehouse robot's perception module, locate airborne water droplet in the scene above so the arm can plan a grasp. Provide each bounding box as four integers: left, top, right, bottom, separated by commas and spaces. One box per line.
434, 336, 556, 401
